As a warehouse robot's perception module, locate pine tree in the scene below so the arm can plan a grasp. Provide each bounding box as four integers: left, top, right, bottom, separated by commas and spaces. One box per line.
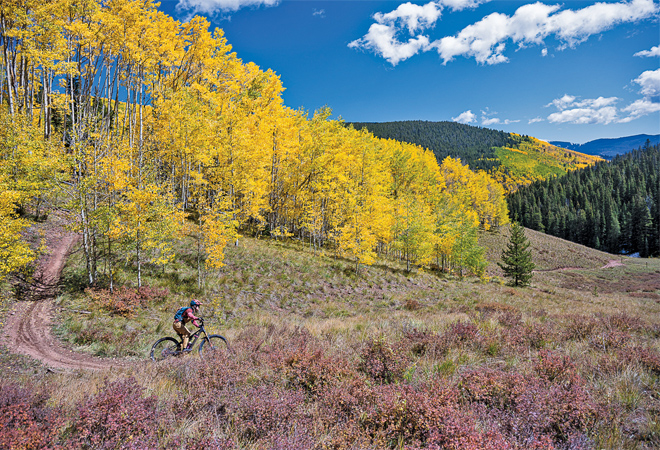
498, 222, 535, 287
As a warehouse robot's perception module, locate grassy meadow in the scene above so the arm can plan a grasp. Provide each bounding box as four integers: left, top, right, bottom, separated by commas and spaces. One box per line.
1, 221, 660, 449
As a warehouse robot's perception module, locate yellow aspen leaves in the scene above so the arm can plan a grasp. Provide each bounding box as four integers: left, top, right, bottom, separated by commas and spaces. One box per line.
0, 0, 510, 285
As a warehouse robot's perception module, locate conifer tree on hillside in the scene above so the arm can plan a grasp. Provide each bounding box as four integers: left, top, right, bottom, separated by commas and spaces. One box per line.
498, 222, 535, 287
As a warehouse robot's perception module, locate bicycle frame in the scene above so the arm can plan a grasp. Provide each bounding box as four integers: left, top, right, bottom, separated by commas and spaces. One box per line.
177, 322, 210, 352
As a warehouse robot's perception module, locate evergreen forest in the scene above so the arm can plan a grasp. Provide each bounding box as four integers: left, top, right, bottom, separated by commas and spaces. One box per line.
350, 120, 517, 172
508, 143, 660, 257
351, 120, 603, 193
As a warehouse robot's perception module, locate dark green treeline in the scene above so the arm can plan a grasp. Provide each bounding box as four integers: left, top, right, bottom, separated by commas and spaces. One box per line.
508, 142, 660, 257
350, 121, 517, 172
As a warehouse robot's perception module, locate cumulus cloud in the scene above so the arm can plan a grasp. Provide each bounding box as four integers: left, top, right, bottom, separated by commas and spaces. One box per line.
432, 0, 658, 64
633, 68, 660, 98
620, 98, 660, 121
348, 0, 487, 65
614, 68, 660, 122
177, 0, 279, 14
634, 46, 660, 57
548, 106, 619, 124
452, 110, 477, 123
547, 94, 577, 110
545, 75, 660, 124
352, 0, 658, 65
546, 95, 620, 124
529, 117, 544, 124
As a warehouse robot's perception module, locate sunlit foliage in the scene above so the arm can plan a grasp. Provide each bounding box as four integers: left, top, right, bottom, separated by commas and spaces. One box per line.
0, 0, 509, 284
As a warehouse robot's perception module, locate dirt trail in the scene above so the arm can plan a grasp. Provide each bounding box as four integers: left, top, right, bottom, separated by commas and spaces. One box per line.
4, 233, 129, 371
601, 259, 625, 269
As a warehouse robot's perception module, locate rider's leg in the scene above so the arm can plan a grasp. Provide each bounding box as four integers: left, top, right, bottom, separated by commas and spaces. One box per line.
173, 321, 191, 351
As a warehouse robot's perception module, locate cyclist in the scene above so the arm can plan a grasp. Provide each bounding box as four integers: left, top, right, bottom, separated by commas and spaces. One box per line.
173, 299, 202, 353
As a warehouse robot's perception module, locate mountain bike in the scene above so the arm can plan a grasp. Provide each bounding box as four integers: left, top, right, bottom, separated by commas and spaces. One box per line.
150, 318, 230, 361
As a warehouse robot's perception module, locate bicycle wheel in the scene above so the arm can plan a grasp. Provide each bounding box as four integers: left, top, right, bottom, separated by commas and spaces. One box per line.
150, 337, 180, 361
198, 334, 230, 357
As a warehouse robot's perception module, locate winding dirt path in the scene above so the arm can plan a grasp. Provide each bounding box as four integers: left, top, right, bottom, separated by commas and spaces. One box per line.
4, 233, 129, 371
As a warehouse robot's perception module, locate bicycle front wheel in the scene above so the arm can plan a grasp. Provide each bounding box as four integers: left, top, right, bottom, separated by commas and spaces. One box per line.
199, 334, 230, 357
150, 337, 180, 361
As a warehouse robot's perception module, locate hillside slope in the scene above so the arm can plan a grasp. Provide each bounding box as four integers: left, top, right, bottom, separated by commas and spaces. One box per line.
2, 216, 660, 449
352, 121, 603, 193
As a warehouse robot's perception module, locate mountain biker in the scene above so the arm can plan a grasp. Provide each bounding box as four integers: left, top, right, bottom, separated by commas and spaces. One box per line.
173, 299, 202, 353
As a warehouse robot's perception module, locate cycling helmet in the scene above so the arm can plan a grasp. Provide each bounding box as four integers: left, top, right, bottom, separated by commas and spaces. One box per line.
190, 299, 202, 308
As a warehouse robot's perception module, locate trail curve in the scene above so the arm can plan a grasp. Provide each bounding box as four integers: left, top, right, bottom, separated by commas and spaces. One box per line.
4, 232, 129, 371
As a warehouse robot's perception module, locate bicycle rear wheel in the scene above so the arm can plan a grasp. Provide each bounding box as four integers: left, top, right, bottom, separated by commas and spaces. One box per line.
199, 334, 230, 357
150, 337, 180, 361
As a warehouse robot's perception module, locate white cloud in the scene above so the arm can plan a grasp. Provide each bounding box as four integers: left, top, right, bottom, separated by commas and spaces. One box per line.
453, 110, 477, 123
348, 0, 488, 65
348, 24, 432, 66
549, 0, 658, 47
374, 2, 444, 34
633, 68, 660, 98
480, 109, 518, 125
541, 48, 548, 57
620, 98, 660, 121
546, 95, 620, 123
177, 0, 279, 14
429, 0, 659, 65
575, 97, 619, 109
529, 117, 544, 124
547, 106, 619, 124
635, 46, 660, 57
547, 94, 577, 110
482, 117, 500, 125
545, 85, 660, 124
546, 95, 619, 111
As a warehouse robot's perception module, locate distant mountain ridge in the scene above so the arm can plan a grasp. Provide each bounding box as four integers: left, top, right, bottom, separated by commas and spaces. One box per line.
550, 134, 660, 159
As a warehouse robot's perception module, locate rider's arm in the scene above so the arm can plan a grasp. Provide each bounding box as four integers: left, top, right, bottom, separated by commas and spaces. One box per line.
184, 308, 201, 327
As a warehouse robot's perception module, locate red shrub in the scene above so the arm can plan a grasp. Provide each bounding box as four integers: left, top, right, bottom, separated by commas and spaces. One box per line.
359, 336, 410, 383
358, 383, 455, 447
444, 321, 479, 345
229, 385, 308, 442
459, 359, 598, 447
68, 377, 159, 449
421, 410, 514, 450
459, 368, 525, 410
559, 315, 600, 341
277, 344, 338, 396
599, 312, 646, 333
588, 330, 630, 351
0, 382, 62, 450
86, 286, 169, 317
619, 346, 660, 375
403, 328, 444, 357
533, 350, 580, 384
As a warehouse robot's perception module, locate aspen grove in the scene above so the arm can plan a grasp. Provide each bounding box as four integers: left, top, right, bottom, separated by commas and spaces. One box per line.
0, 0, 509, 288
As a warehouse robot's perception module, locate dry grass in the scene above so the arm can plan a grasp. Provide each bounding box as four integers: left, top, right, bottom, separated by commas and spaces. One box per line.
2, 221, 660, 449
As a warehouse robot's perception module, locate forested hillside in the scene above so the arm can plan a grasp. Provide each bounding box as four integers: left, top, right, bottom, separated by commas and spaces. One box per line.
0, 0, 509, 288
350, 121, 515, 172
508, 143, 660, 257
351, 120, 602, 192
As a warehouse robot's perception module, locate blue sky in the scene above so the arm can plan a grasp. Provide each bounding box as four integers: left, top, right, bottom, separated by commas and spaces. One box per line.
158, 0, 660, 144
